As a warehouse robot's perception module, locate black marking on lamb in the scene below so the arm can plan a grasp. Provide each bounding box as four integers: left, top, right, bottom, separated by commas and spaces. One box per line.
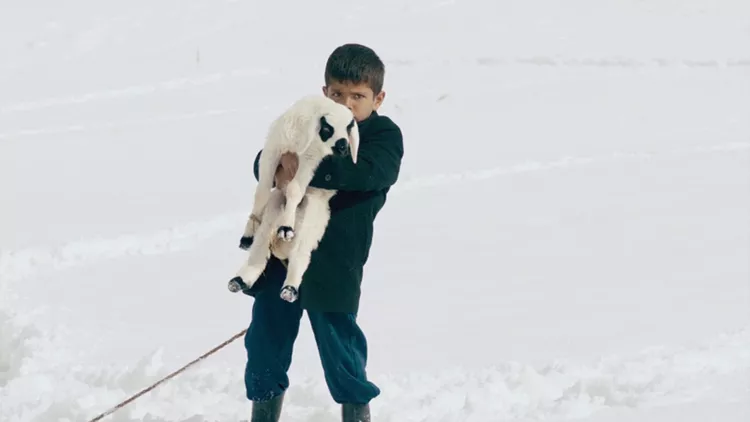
319, 116, 334, 141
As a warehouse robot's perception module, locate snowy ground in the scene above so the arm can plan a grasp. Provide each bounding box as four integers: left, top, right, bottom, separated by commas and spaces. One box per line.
1, 0, 749, 421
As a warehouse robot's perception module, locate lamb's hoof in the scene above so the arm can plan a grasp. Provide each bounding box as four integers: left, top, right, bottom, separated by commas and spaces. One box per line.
280, 286, 299, 302
228, 277, 247, 293
239, 236, 253, 250
277, 226, 295, 242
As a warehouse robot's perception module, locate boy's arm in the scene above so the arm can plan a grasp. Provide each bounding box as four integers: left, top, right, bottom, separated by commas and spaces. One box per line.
253, 150, 295, 188
308, 121, 403, 192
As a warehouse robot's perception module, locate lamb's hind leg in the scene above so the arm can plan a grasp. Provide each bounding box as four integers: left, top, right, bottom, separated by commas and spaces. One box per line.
229, 192, 283, 292
279, 197, 329, 302
239, 213, 261, 250
241, 148, 278, 247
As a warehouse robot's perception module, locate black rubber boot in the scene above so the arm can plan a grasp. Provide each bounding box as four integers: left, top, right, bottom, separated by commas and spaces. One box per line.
342, 403, 371, 422
251, 392, 284, 422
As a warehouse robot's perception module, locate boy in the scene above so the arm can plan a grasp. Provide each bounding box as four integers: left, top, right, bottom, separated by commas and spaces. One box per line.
240, 43, 404, 422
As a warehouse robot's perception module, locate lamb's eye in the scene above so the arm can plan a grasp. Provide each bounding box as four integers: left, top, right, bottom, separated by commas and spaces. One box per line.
319, 117, 334, 141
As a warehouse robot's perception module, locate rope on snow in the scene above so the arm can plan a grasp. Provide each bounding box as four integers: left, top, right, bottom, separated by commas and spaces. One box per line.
87, 328, 248, 422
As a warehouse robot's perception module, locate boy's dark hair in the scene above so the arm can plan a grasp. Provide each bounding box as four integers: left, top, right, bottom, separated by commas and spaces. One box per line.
324, 43, 385, 95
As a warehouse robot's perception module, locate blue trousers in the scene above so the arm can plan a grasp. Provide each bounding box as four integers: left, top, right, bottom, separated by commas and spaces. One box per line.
243, 259, 380, 404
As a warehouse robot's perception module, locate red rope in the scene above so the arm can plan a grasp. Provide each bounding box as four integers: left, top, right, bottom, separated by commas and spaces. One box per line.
88, 328, 248, 422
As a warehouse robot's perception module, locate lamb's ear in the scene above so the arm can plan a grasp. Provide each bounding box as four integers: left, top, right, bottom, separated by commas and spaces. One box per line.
347, 118, 359, 164
303, 115, 322, 152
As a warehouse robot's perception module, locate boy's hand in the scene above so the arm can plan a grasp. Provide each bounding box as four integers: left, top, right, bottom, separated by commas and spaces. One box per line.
274, 152, 298, 189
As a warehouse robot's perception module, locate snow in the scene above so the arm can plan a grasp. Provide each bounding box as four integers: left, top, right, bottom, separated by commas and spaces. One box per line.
1, 0, 749, 420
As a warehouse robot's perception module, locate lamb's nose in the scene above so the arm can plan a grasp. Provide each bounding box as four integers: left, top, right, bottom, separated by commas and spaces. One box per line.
334, 138, 349, 155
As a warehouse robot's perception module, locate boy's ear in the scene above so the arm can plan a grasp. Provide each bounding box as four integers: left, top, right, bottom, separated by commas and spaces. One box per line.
322, 86, 328, 97
373, 90, 386, 110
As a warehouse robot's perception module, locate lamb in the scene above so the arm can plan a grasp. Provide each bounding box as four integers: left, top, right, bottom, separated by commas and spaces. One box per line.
228, 95, 359, 302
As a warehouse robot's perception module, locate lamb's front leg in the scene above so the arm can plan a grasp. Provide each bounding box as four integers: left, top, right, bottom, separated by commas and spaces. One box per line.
276, 178, 304, 241
276, 164, 315, 242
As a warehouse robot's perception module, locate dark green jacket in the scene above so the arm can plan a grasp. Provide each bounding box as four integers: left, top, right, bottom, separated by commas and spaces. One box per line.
247, 110, 403, 313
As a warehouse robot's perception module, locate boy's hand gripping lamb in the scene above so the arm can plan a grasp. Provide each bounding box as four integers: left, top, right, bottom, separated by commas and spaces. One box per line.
228, 95, 359, 302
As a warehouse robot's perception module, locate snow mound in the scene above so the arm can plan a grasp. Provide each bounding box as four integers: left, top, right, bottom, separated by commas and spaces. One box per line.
1, 318, 746, 422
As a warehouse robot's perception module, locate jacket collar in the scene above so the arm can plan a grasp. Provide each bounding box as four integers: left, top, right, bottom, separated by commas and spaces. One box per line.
358, 110, 377, 132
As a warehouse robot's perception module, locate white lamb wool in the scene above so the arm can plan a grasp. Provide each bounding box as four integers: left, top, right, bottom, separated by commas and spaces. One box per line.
229, 95, 359, 302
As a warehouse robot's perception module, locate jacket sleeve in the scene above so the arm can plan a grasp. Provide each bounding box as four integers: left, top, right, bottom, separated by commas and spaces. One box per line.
253, 149, 262, 182
308, 120, 403, 192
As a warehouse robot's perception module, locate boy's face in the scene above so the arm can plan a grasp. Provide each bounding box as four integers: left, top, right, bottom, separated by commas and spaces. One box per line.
323, 79, 385, 122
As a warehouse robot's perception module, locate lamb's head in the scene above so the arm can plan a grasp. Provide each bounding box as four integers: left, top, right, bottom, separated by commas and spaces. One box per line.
314, 101, 359, 163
